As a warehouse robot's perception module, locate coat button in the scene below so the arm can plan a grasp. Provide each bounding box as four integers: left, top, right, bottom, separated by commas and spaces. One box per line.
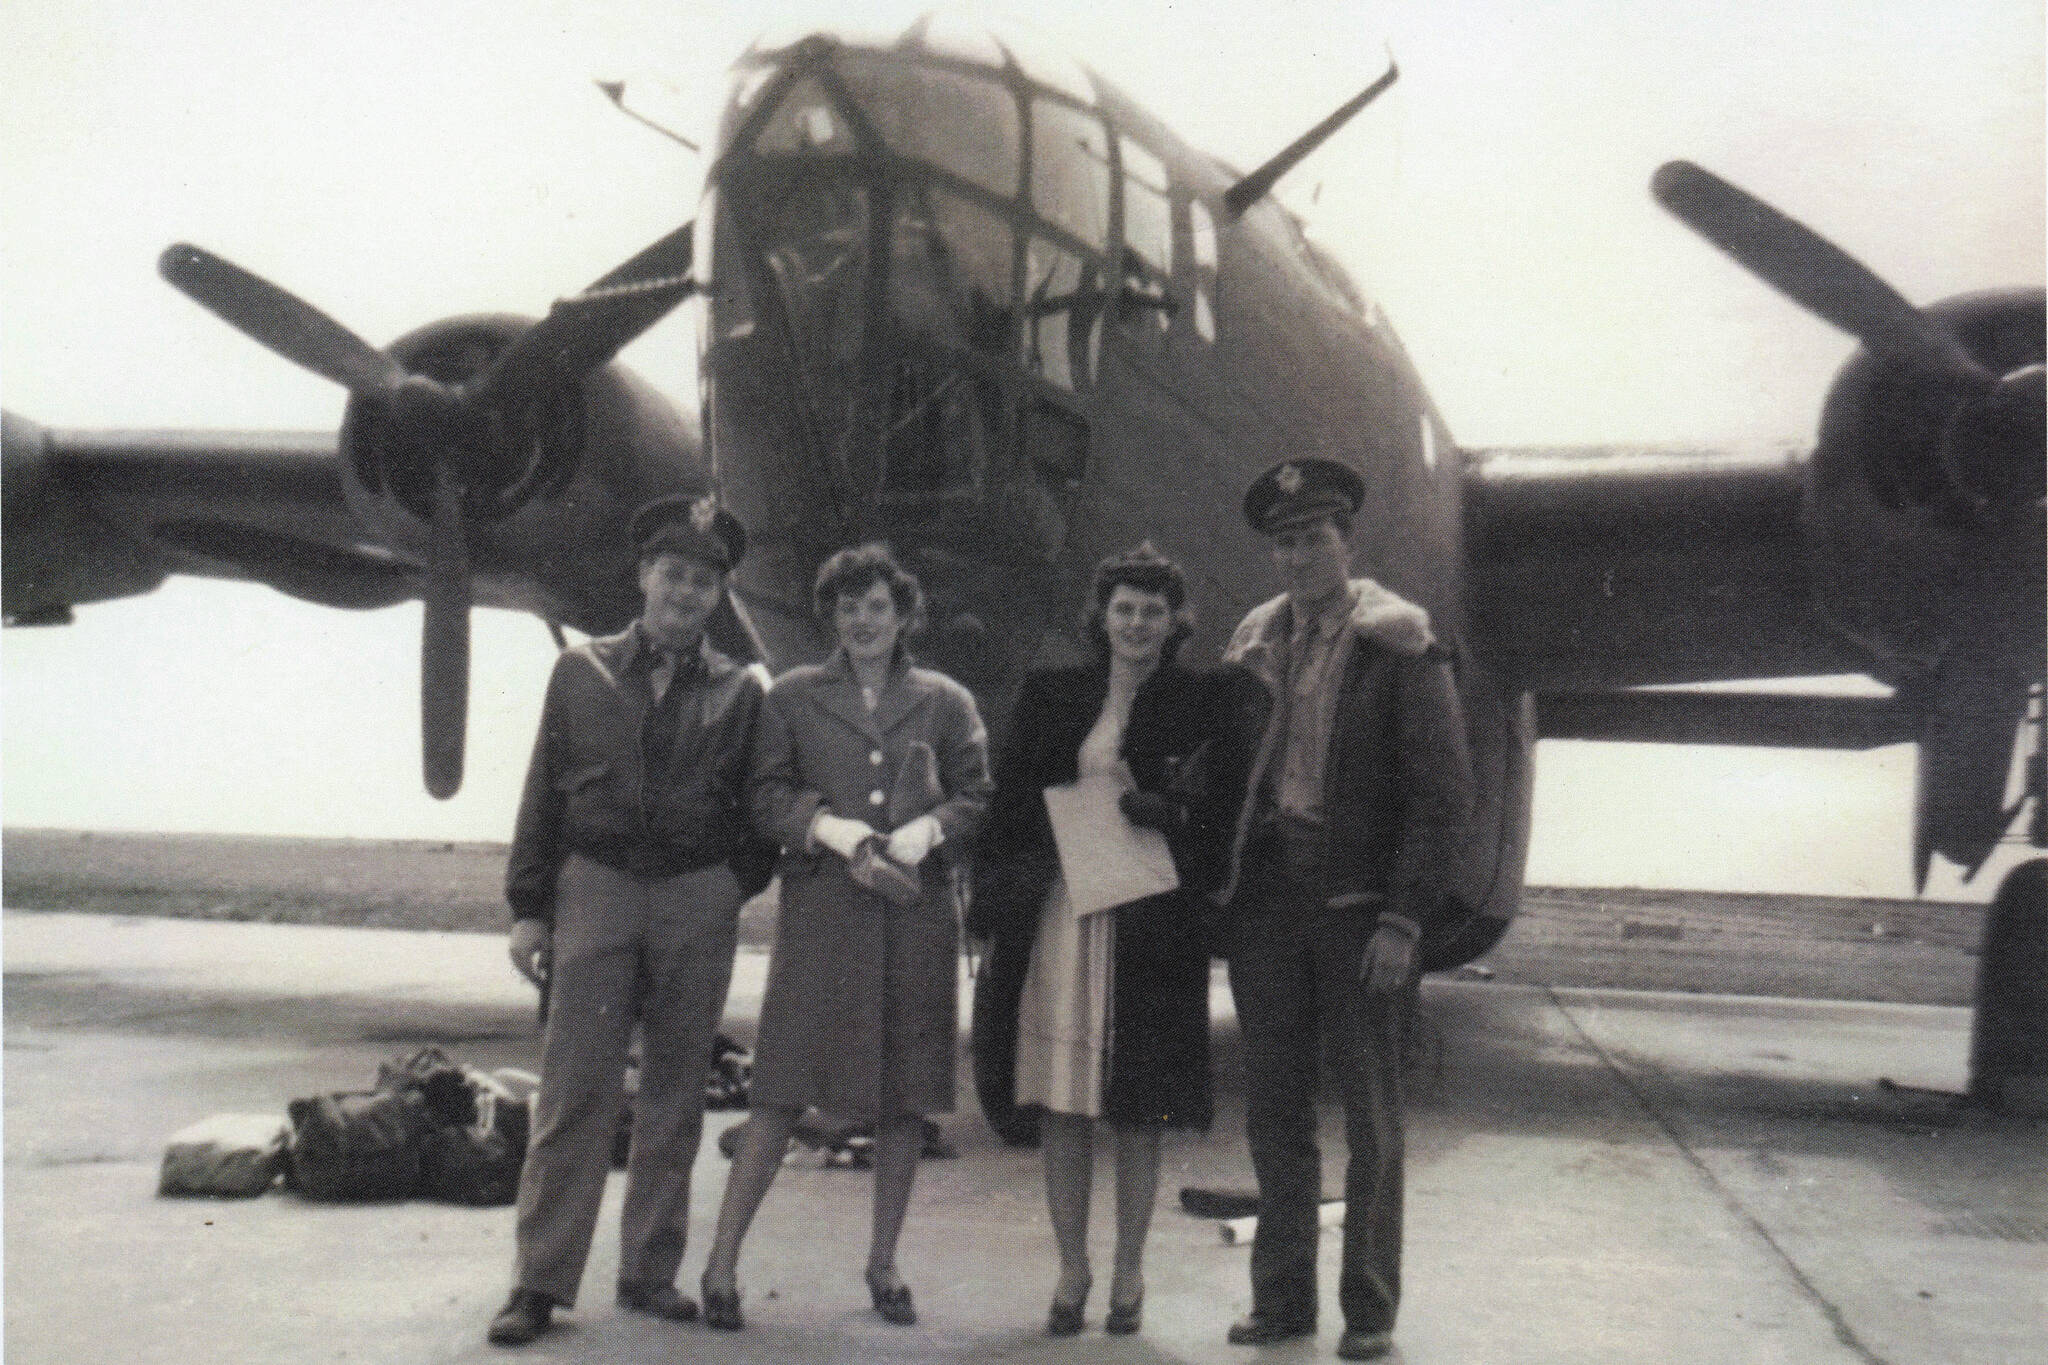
870, 750, 884, 765
869, 790, 886, 806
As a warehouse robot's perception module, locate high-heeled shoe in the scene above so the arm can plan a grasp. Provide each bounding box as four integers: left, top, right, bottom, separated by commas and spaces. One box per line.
1046, 1297, 1086, 1337
1105, 1294, 1143, 1336
865, 1267, 917, 1326
1046, 1271, 1090, 1337
699, 1270, 744, 1331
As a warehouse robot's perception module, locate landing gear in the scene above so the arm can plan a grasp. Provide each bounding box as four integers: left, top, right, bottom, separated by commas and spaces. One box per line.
1966, 690, 2046, 1116
1968, 859, 2048, 1116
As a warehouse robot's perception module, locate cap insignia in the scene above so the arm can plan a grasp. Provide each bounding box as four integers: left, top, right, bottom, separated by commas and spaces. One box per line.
1275, 464, 1304, 495
689, 495, 719, 533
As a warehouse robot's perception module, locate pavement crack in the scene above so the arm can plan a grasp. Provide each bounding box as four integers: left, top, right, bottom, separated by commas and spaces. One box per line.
1541, 985, 1895, 1365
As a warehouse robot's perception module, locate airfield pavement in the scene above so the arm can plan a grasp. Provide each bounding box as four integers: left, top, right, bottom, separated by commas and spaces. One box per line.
5, 906, 2045, 1365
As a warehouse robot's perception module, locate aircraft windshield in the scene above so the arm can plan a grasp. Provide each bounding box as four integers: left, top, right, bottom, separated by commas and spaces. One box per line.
711, 18, 1121, 536
1030, 100, 1110, 252
892, 185, 1016, 354
750, 174, 871, 464
833, 52, 1020, 198
751, 75, 860, 156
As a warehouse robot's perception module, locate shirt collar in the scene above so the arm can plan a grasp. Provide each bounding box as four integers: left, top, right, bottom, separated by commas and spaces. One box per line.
1289, 582, 1357, 645
822, 643, 912, 685
627, 622, 707, 679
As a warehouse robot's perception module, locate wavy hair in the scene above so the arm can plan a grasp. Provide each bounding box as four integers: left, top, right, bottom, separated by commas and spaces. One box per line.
812, 542, 926, 636
1082, 541, 1194, 663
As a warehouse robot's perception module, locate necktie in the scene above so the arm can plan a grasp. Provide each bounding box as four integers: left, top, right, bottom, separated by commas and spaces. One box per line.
644, 652, 685, 769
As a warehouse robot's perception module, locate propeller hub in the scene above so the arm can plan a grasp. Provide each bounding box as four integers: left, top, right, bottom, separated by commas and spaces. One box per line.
1942, 363, 2047, 522
339, 314, 583, 532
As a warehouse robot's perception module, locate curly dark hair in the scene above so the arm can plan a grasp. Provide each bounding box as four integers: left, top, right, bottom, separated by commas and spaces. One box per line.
1082, 541, 1194, 662
812, 542, 926, 636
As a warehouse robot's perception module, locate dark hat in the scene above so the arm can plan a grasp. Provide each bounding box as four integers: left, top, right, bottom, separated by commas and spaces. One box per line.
629, 493, 746, 570
1242, 458, 1365, 534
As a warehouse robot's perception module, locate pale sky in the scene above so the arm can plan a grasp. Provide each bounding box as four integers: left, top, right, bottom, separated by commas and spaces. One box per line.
2, 0, 2041, 900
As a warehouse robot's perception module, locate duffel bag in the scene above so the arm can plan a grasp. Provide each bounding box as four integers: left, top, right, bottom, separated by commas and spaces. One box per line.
418, 1068, 527, 1206
286, 1088, 432, 1201
158, 1113, 289, 1197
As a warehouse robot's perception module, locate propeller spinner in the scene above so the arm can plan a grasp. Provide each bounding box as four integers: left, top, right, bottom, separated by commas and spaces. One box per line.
158, 227, 696, 797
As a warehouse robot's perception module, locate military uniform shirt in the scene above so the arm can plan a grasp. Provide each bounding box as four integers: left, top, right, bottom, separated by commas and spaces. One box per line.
1272, 584, 1360, 825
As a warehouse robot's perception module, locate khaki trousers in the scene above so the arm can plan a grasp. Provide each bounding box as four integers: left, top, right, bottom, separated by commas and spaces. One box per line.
513, 855, 741, 1305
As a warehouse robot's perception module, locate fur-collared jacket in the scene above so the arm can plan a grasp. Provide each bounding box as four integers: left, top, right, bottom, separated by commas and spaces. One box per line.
1221, 578, 1474, 937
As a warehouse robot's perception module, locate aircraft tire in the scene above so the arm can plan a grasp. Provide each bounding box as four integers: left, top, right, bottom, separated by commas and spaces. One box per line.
969, 923, 1042, 1148
1968, 858, 2048, 1117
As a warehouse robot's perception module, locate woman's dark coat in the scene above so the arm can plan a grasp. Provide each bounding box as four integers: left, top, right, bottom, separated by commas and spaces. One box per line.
973, 659, 1265, 1129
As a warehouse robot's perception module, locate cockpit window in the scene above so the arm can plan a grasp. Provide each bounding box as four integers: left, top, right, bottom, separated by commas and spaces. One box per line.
1030, 99, 1111, 252
834, 52, 1021, 198
1120, 136, 1172, 276
1022, 236, 1101, 391
1189, 200, 1219, 343
752, 75, 859, 155
752, 176, 871, 443
727, 65, 780, 120
892, 187, 1016, 355
1302, 238, 1367, 317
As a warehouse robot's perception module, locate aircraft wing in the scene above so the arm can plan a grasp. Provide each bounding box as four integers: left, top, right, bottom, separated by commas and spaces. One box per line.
2, 414, 418, 624
1462, 440, 1870, 696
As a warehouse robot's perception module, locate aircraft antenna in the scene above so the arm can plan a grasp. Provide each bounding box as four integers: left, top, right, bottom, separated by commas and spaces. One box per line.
1223, 51, 1397, 219
595, 79, 701, 152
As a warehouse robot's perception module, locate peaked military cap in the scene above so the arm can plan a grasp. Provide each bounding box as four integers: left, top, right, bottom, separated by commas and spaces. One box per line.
629, 493, 747, 570
1242, 458, 1365, 533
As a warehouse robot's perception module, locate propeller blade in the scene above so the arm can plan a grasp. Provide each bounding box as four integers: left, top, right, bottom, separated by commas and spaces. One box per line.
158, 244, 407, 398
1651, 162, 1989, 384
421, 468, 471, 799
469, 222, 696, 411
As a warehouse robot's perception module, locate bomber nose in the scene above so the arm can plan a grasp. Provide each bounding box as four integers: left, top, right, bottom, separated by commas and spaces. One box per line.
700, 15, 1108, 680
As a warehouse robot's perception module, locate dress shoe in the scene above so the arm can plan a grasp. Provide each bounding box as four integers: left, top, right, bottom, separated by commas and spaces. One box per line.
486, 1289, 556, 1347
1226, 1311, 1315, 1346
866, 1267, 918, 1325
1336, 1327, 1393, 1360
616, 1280, 698, 1322
1046, 1269, 1090, 1337
699, 1271, 745, 1331
1104, 1294, 1143, 1336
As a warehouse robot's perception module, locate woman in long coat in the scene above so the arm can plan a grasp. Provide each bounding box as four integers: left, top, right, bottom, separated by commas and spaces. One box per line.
698, 543, 990, 1330
974, 543, 1264, 1336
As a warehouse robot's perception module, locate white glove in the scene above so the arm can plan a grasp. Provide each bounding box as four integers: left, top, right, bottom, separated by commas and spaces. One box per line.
811, 811, 882, 860
1360, 920, 1418, 997
885, 815, 944, 867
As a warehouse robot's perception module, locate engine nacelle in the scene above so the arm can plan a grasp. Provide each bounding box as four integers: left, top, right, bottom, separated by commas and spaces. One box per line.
335, 314, 707, 634
1807, 288, 2045, 683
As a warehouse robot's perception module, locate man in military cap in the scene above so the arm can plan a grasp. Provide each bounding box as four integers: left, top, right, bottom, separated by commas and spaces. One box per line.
1217, 458, 1473, 1361
488, 493, 776, 1346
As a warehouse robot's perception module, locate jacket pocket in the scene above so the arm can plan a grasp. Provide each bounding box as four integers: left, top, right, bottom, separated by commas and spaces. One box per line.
886, 742, 944, 827
555, 762, 612, 796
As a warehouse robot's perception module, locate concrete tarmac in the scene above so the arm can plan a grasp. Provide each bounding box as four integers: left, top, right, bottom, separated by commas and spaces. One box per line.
5, 910, 2043, 1365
